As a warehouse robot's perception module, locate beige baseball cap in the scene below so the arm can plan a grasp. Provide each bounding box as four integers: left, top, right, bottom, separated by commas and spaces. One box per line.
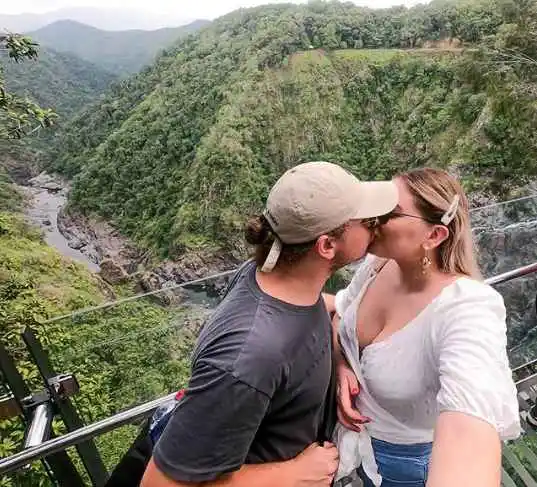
261, 161, 398, 272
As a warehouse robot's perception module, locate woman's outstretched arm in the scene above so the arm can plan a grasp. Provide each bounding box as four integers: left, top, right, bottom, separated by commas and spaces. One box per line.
427, 411, 501, 487
429, 282, 520, 487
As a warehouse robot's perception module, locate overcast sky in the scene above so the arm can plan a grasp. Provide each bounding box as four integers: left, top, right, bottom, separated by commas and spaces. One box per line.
1, 0, 426, 20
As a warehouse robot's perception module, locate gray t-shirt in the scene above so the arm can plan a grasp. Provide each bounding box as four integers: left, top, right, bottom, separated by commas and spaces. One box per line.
153, 261, 332, 483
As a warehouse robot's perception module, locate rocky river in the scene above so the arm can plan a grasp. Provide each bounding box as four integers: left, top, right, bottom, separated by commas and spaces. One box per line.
19, 172, 537, 367
17, 174, 100, 272
19, 172, 238, 308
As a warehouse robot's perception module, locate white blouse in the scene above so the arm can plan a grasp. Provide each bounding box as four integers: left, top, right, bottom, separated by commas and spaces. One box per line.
333, 255, 521, 483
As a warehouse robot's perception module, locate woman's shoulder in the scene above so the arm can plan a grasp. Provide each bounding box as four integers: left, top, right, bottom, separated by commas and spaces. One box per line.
432, 276, 507, 338
444, 277, 505, 309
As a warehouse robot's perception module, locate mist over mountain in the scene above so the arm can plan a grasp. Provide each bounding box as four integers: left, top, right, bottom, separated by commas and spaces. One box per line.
27, 19, 210, 75
0, 6, 199, 32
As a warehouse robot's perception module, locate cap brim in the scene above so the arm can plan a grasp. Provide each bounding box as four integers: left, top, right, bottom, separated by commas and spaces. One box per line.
353, 180, 399, 219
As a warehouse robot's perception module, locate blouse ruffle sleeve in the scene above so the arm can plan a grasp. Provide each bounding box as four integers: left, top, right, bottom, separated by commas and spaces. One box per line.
435, 280, 521, 441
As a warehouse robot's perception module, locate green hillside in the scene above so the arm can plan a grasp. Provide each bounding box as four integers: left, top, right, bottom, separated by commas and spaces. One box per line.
49, 0, 537, 258
3, 46, 117, 120
28, 19, 210, 76
0, 44, 118, 178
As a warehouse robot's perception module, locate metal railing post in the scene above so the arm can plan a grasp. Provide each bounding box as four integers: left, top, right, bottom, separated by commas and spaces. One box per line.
0, 392, 176, 476
24, 403, 53, 449
0, 342, 85, 486
22, 327, 109, 487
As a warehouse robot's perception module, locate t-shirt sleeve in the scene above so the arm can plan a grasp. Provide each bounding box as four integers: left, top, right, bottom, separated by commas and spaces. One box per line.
435, 282, 521, 440
153, 362, 271, 482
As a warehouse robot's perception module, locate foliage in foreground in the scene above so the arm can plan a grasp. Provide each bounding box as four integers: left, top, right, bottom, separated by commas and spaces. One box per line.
0, 206, 200, 486
0, 34, 57, 139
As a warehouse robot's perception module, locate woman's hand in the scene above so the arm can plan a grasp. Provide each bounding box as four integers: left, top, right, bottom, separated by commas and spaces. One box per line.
336, 361, 371, 432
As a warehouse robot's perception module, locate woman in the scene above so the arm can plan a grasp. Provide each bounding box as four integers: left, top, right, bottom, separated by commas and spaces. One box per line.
325, 168, 521, 487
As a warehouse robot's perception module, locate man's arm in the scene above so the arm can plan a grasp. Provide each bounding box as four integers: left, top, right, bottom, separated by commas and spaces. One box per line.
146, 365, 271, 484
142, 457, 296, 487
142, 443, 340, 487
426, 411, 501, 487
142, 363, 339, 486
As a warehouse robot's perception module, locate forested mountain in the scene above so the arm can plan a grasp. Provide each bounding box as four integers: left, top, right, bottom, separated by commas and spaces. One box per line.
0, 43, 117, 178
3, 46, 117, 120
49, 0, 537, 258
28, 19, 211, 75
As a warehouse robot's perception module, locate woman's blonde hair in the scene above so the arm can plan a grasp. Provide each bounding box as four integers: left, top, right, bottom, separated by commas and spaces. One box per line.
397, 167, 481, 279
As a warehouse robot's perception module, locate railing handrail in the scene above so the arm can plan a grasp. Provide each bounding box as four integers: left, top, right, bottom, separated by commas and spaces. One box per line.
0, 393, 176, 476
1, 259, 537, 477
42, 267, 238, 325
485, 261, 537, 286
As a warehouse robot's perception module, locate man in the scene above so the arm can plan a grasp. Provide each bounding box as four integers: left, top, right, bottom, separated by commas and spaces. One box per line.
141, 161, 398, 487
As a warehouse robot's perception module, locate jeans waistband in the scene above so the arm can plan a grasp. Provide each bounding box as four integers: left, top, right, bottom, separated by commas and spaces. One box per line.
371, 437, 433, 457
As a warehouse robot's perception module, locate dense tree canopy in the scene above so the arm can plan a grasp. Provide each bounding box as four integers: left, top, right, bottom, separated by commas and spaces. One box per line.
3, 46, 117, 123
49, 0, 537, 258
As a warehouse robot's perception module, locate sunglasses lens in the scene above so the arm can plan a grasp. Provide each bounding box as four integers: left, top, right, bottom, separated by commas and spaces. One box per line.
377, 213, 393, 225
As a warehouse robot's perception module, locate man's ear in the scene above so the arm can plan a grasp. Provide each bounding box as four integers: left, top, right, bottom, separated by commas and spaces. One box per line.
315, 235, 337, 261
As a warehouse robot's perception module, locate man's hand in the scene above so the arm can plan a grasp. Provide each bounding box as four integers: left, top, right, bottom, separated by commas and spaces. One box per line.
337, 361, 371, 432
288, 442, 340, 486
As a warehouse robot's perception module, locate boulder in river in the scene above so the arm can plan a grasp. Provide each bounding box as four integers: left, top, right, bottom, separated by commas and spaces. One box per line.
28, 172, 64, 192
137, 271, 187, 306
68, 237, 86, 250
99, 259, 128, 285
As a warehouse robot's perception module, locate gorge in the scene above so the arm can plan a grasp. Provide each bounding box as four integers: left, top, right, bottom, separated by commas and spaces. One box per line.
1, 0, 537, 484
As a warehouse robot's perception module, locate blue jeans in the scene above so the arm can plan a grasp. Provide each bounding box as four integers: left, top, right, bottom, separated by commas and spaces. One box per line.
358, 437, 432, 487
